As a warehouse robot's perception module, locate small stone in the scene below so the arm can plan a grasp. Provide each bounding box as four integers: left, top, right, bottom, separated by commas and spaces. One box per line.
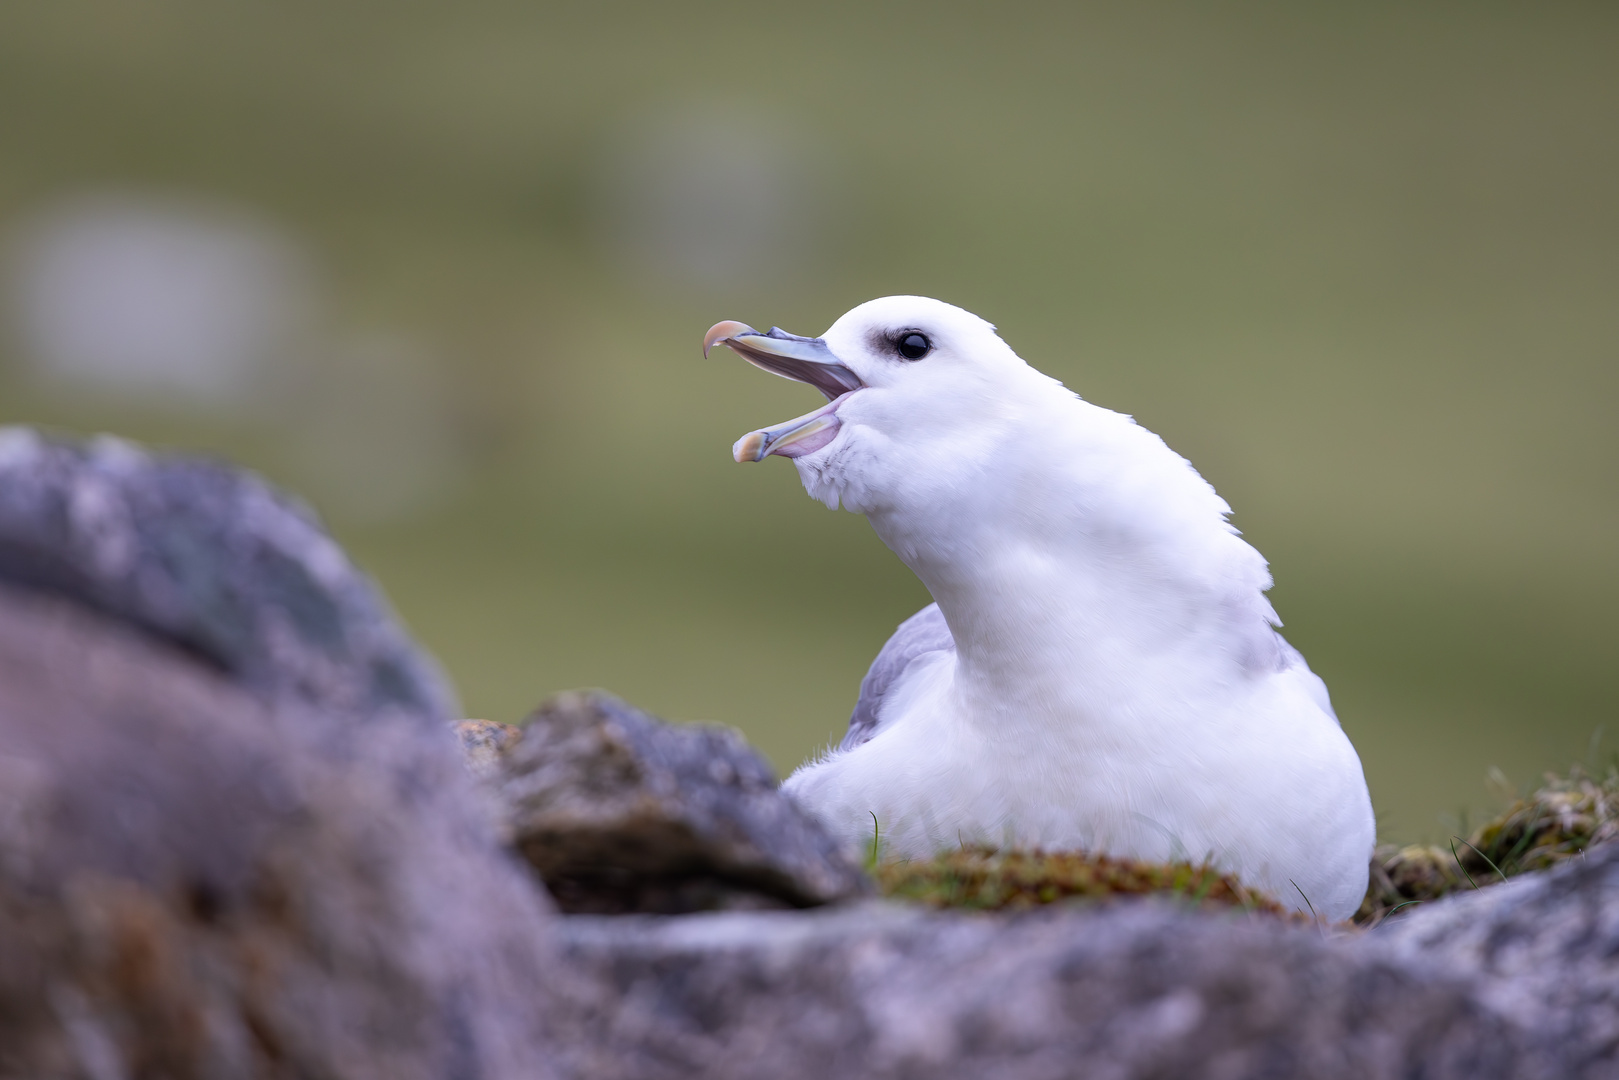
487, 690, 871, 914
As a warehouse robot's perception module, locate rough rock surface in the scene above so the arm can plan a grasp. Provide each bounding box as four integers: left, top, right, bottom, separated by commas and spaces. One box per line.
557, 900, 1538, 1080
0, 433, 574, 1079
491, 691, 869, 913
1376, 842, 1619, 1076
0, 427, 456, 725
0, 585, 572, 1080
549, 809, 1619, 1080
453, 718, 523, 781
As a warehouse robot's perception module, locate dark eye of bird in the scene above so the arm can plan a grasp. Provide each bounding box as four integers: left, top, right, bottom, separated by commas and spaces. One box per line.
897, 332, 931, 360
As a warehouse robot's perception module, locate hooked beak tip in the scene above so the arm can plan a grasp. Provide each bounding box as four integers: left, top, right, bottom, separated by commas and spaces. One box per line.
703, 320, 756, 358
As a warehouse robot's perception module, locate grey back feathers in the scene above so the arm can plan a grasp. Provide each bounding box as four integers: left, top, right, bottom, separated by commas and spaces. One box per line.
842, 603, 956, 751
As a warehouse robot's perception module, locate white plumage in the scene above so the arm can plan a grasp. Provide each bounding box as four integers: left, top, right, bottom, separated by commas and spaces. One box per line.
708, 296, 1374, 921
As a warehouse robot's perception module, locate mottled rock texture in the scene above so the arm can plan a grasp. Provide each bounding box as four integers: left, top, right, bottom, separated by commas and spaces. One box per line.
1376, 842, 1619, 1077
557, 900, 1538, 1080
489, 690, 870, 913
0, 587, 570, 1080
0, 432, 571, 1080
0, 427, 455, 725
453, 718, 523, 782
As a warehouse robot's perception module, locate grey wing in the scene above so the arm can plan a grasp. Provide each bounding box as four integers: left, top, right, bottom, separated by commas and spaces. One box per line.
841, 603, 955, 751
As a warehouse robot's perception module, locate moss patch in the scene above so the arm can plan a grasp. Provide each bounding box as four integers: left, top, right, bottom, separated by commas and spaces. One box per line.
873, 845, 1297, 919
1358, 764, 1619, 925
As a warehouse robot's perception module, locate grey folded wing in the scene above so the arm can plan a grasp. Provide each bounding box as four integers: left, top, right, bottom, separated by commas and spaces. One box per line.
841, 602, 956, 751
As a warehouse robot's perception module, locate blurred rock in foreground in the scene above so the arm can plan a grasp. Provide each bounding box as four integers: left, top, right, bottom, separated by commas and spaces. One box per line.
0, 585, 570, 1080
1378, 843, 1619, 1074
559, 899, 1523, 1080
475, 691, 869, 913
453, 717, 524, 781
555, 847, 1619, 1080
0, 426, 455, 726
0, 431, 571, 1080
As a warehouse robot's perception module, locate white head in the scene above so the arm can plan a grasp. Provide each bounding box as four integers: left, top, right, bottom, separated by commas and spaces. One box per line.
707, 294, 1287, 688
705, 296, 1063, 513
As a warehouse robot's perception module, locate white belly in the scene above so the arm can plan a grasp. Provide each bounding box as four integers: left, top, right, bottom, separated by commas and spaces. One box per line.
783, 658, 1374, 922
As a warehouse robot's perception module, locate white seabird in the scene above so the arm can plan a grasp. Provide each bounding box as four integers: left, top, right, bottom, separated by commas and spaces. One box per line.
705, 296, 1375, 921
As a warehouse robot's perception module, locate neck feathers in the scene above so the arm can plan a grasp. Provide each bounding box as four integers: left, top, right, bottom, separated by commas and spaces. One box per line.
870, 395, 1283, 720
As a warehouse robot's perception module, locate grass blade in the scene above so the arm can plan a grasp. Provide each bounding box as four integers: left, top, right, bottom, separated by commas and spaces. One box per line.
1453, 835, 1509, 884
1450, 838, 1481, 890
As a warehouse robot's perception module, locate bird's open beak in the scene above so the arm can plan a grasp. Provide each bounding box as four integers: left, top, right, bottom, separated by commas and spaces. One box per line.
704, 321, 865, 463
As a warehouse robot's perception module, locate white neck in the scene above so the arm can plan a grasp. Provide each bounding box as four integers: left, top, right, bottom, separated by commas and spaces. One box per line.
864, 394, 1281, 733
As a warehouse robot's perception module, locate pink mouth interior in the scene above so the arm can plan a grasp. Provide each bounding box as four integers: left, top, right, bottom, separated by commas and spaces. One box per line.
772, 417, 840, 458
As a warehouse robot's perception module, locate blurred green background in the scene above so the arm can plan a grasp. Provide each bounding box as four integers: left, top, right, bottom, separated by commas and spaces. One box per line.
1, 2, 1614, 842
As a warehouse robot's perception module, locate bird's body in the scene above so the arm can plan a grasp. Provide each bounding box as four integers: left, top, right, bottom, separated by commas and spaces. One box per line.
707, 296, 1374, 921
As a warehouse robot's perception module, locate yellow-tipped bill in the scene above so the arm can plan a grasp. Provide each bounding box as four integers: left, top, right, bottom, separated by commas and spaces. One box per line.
732, 402, 842, 463
705, 318, 865, 464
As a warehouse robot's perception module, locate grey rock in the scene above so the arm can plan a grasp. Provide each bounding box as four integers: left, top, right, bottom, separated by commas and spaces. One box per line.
557, 900, 1535, 1080
0, 584, 575, 1080
491, 690, 870, 914
549, 808, 1619, 1080
0, 436, 578, 1078
1375, 841, 1619, 1076
0, 427, 455, 726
